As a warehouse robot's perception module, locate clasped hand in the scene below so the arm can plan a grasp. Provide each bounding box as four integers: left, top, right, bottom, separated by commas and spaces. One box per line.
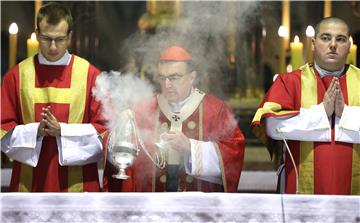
323, 77, 344, 118
160, 131, 191, 154
37, 106, 61, 137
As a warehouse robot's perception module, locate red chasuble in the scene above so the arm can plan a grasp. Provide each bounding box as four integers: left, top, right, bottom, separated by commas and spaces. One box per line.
103, 94, 245, 192
251, 63, 360, 195
1, 55, 106, 192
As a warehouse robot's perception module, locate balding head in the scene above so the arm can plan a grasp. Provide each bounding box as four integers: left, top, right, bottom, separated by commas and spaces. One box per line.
315, 17, 349, 38
312, 17, 351, 71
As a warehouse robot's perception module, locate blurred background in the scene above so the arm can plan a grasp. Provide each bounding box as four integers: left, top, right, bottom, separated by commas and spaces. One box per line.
1, 0, 360, 192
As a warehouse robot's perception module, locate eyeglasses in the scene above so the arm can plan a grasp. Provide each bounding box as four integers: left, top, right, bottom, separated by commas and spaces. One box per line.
156, 74, 186, 83
38, 34, 68, 46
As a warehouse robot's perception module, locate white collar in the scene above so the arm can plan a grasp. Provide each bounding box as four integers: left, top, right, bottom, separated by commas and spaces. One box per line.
314, 62, 345, 78
168, 88, 193, 113
38, 50, 71, 66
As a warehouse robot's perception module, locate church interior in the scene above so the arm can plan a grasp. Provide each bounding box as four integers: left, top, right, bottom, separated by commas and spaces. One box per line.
1, 1, 360, 222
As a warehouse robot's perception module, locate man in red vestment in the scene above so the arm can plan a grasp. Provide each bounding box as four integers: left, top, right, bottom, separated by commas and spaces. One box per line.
1, 2, 106, 192
103, 46, 245, 192
252, 17, 360, 195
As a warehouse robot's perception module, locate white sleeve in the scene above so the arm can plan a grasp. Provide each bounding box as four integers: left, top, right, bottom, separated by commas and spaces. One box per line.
335, 105, 360, 143
266, 103, 331, 142
1, 123, 43, 167
184, 139, 222, 185
57, 123, 103, 166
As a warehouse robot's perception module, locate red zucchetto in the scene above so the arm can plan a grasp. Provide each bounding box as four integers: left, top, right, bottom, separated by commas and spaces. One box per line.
159, 46, 192, 61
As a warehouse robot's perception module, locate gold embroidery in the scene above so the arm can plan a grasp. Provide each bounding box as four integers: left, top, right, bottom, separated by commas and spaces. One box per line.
187, 121, 196, 129
160, 175, 166, 183
161, 122, 169, 130
186, 175, 194, 183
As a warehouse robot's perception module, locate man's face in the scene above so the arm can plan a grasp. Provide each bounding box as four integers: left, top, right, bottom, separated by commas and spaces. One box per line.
36, 19, 72, 62
157, 62, 196, 103
312, 22, 350, 71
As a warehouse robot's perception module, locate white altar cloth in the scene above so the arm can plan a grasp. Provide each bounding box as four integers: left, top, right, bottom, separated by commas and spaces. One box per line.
1, 193, 359, 222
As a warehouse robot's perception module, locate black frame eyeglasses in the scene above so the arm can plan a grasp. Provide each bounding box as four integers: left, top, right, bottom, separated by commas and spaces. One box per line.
38, 34, 68, 46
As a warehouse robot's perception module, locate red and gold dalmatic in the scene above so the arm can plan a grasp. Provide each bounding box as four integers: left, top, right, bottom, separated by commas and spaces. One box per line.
1, 55, 106, 192
103, 94, 245, 192
252, 63, 360, 195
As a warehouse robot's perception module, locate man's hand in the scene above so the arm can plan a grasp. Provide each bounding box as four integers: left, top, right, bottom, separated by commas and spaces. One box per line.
161, 131, 191, 154
334, 88, 345, 117
323, 77, 338, 117
41, 106, 61, 137
37, 119, 48, 137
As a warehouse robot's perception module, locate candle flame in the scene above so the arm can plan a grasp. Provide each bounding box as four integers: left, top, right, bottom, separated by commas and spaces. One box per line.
306, 25, 315, 37
31, 32, 37, 40
9, 23, 18, 34
294, 35, 300, 44
286, 64, 293, 72
349, 36, 353, 46
278, 25, 287, 37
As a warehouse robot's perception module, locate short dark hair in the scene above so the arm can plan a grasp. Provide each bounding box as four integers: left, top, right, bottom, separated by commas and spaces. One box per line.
314, 17, 349, 38
36, 2, 73, 34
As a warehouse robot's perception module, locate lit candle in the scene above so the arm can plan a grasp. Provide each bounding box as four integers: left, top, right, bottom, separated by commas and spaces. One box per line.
290, 35, 303, 70
346, 37, 357, 66
9, 22, 18, 69
278, 25, 287, 74
305, 25, 315, 63
27, 32, 39, 57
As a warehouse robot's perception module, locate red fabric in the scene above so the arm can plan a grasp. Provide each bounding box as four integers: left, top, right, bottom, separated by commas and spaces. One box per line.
103, 95, 245, 192
1, 55, 106, 192
256, 66, 354, 195
160, 46, 192, 61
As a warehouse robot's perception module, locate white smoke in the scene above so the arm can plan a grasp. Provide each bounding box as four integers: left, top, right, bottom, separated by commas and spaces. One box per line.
119, 1, 261, 99
94, 2, 261, 131
92, 71, 154, 129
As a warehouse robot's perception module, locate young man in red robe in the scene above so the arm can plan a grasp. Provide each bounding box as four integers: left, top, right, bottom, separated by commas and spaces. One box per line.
1, 2, 106, 192
252, 17, 360, 195
103, 45, 245, 192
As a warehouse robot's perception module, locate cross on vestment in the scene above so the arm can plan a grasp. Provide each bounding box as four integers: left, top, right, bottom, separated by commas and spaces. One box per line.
172, 114, 180, 122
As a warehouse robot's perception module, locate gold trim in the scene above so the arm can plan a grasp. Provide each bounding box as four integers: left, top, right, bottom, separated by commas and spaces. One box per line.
346, 65, 360, 107
151, 107, 160, 192
157, 88, 205, 127
197, 102, 203, 191
68, 166, 83, 192
194, 140, 202, 177
18, 58, 36, 191
100, 131, 107, 140
19, 57, 37, 123
68, 56, 89, 124
299, 142, 314, 194
198, 102, 203, 141
1, 129, 8, 139
19, 56, 88, 124
252, 102, 298, 124
18, 164, 32, 192
351, 144, 360, 194
214, 143, 227, 192
152, 162, 156, 192
18, 55, 90, 192
298, 63, 317, 193
346, 64, 360, 194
